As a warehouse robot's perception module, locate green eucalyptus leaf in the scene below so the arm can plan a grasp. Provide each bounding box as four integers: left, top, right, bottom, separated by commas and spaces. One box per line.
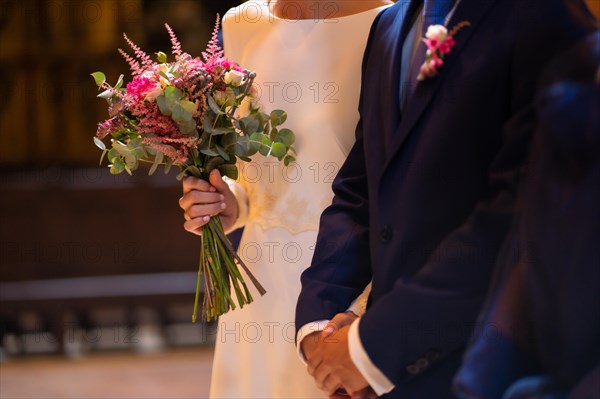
97, 89, 113, 99
249, 132, 263, 153
124, 156, 138, 171
165, 86, 183, 108
110, 158, 125, 174
221, 133, 237, 149
171, 104, 192, 123
276, 128, 295, 146
91, 72, 106, 87
178, 120, 197, 135
271, 142, 286, 159
208, 95, 224, 115
180, 99, 197, 114
114, 74, 125, 90
93, 137, 106, 151
203, 113, 214, 133
259, 135, 272, 157
248, 119, 261, 134
112, 140, 131, 157
159, 71, 171, 81
164, 158, 173, 174
107, 148, 121, 163
212, 126, 235, 135
270, 127, 278, 141
149, 151, 164, 176
215, 145, 230, 161
270, 110, 287, 126
157, 95, 171, 115
200, 148, 219, 157
219, 164, 238, 180
284, 155, 295, 166
236, 117, 249, 132
206, 157, 225, 173
232, 136, 251, 158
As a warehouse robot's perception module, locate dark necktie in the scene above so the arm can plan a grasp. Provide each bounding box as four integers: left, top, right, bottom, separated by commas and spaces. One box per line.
404, 0, 456, 104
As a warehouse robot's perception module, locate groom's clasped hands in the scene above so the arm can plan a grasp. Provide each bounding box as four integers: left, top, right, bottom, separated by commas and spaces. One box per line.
302, 312, 376, 399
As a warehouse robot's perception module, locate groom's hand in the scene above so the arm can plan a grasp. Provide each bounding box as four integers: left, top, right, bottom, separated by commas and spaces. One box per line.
302, 312, 358, 361
301, 331, 322, 361
307, 324, 369, 397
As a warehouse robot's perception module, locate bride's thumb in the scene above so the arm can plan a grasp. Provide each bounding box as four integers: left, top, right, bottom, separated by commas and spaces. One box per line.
208, 169, 228, 192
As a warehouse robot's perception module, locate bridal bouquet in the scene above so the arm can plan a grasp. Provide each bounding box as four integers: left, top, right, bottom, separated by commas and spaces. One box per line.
92, 18, 296, 322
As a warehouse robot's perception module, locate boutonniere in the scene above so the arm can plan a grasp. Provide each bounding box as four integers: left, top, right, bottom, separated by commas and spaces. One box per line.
417, 21, 471, 81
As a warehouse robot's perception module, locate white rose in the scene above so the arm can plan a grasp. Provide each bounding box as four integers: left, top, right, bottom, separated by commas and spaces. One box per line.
223, 70, 245, 87
425, 25, 448, 41
144, 85, 164, 101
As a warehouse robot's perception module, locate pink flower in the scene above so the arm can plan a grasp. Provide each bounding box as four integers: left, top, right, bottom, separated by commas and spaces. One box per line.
221, 59, 243, 72
126, 76, 160, 101
417, 22, 470, 81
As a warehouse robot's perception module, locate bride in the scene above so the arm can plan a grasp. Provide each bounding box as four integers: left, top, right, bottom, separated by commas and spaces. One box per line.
179, 1, 392, 397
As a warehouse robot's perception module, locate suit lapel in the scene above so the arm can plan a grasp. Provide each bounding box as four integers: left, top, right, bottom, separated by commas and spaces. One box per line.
382, 0, 498, 174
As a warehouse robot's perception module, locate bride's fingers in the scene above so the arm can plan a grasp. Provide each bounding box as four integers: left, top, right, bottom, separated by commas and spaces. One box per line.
183, 216, 211, 236
179, 191, 224, 211
186, 202, 227, 219
323, 312, 357, 338
182, 176, 216, 195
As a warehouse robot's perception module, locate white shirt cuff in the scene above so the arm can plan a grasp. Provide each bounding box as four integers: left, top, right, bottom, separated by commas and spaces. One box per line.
296, 320, 330, 363
348, 319, 395, 396
223, 176, 249, 233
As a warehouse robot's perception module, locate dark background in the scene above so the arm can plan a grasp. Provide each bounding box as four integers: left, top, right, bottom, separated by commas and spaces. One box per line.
0, 0, 243, 355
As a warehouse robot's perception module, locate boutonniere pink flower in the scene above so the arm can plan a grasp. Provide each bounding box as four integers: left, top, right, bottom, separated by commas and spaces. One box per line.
417, 21, 471, 81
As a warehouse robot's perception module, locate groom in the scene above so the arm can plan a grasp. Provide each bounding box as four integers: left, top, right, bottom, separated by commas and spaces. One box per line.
295, 0, 595, 398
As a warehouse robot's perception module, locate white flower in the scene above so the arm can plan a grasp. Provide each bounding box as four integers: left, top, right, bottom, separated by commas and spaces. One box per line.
144, 86, 164, 101
425, 25, 448, 42
223, 70, 245, 87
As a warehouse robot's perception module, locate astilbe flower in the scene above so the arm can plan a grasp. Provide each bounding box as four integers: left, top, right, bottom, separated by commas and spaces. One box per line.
122, 33, 155, 72
202, 15, 224, 71
97, 116, 122, 139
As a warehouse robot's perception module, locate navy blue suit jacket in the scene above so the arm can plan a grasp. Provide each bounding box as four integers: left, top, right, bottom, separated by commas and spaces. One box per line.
296, 0, 594, 397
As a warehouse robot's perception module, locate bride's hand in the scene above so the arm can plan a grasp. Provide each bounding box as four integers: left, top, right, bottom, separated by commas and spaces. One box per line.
322, 311, 359, 338
179, 169, 239, 235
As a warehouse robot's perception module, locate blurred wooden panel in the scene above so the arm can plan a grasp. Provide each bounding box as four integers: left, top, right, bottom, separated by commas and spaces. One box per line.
0, 168, 199, 281
585, 0, 600, 20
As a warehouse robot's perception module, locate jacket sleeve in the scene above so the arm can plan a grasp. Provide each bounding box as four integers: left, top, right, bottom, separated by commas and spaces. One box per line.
294, 10, 386, 333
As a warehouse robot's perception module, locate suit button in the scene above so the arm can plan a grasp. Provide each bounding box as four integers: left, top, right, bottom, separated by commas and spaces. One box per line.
406, 364, 419, 375
416, 358, 429, 369
380, 225, 393, 243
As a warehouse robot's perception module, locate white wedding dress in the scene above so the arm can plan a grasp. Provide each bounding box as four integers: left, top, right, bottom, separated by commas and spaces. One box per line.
210, 2, 389, 398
